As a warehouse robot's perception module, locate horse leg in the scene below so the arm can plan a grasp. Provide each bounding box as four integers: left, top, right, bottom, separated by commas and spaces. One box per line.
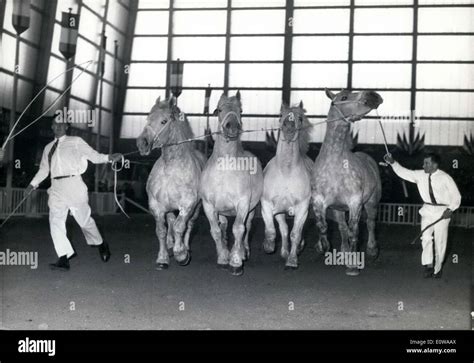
183, 202, 200, 252
203, 201, 229, 268
166, 212, 176, 255
243, 209, 255, 261
229, 204, 248, 276
285, 203, 309, 270
346, 203, 363, 276
312, 200, 330, 254
334, 210, 350, 253
150, 199, 169, 270
261, 200, 276, 254
364, 201, 379, 259
275, 214, 289, 260
172, 204, 194, 266
218, 215, 229, 247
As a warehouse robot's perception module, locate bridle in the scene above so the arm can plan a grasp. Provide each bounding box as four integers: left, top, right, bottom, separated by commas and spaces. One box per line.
329, 98, 370, 124
219, 109, 242, 141
144, 109, 180, 149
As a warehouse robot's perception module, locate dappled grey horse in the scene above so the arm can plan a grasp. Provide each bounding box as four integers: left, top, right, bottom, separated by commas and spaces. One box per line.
311, 89, 383, 276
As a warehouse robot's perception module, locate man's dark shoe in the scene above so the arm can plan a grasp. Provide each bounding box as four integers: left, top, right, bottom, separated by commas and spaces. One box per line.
433, 270, 442, 279
49, 255, 70, 271
423, 266, 434, 278
98, 241, 111, 262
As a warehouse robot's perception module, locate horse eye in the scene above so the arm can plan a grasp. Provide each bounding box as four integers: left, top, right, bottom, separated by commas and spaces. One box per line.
161, 120, 167, 125
341, 96, 348, 101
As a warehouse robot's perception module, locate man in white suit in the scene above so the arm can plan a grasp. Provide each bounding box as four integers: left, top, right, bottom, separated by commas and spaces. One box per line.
385, 153, 461, 278
27, 119, 122, 271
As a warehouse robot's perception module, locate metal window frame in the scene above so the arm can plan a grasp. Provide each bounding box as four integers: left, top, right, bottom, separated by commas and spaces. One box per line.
121, 0, 474, 140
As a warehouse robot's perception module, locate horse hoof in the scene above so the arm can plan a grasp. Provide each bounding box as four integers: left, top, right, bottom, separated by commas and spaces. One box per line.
229, 265, 244, 276
156, 263, 169, 270
177, 252, 191, 266
284, 265, 298, 271
217, 263, 229, 270
367, 246, 379, 260
167, 248, 173, 257
345, 267, 360, 276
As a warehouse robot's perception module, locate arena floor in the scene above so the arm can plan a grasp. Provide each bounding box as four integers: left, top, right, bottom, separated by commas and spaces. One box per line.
0, 215, 471, 330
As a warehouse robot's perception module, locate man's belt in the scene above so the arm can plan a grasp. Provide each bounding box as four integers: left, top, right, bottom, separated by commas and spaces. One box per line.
52, 175, 77, 180
424, 202, 447, 207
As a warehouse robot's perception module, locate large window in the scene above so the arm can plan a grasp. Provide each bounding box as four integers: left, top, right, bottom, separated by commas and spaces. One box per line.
121, 0, 474, 146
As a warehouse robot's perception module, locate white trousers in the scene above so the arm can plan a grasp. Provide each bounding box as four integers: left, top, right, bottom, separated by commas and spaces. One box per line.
419, 205, 450, 274
47, 176, 103, 258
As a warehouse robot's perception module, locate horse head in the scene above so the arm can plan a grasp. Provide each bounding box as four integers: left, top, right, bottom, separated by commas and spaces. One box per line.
325, 89, 383, 123
214, 91, 242, 141
279, 100, 308, 142
137, 96, 181, 155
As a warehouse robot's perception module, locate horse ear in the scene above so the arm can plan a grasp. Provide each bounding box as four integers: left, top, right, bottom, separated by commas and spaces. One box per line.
213, 108, 219, 116
325, 88, 336, 100
299, 100, 304, 109
155, 96, 161, 104
235, 90, 241, 101
280, 101, 288, 114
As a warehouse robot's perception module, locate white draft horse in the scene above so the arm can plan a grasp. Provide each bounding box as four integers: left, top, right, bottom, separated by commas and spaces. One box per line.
137, 97, 206, 269
261, 101, 313, 269
200, 91, 264, 276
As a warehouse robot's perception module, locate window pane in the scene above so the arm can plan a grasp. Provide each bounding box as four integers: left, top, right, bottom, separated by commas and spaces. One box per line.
231, 10, 285, 34
419, 8, 474, 33
174, 0, 227, 8
173, 37, 225, 60
354, 36, 412, 60
354, 8, 413, 33
131, 37, 168, 60
355, 0, 412, 4
292, 36, 349, 60
417, 92, 474, 117
135, 11, 169, 34
138, 0, 169, 9
418, 120, 473, 146
230, 37, 284, 61
353, 117, 410, 144
79, 7, 103, 44
174, 11, 227, 34
241, 117, 280, 142
231, 90, 282, 114
233, 0, 286, 6
293, 9, 350, 34
417, 64, 474, 89
418, 36, 474, 61
291, 64, 348, 88
290, 90, 333, 115
127, 63, 167, 87
229, 64, 283, 87
124, 89, 166, 113
181, 63, 225, 87
295, 0, 349, 5
352, 64, 412, 88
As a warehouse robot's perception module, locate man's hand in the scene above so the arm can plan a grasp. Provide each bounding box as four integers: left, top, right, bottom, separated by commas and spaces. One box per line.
108, 153, 123, 163
442, 208, 453, 220
384, 153, 395, 164
25, 184, 36, 194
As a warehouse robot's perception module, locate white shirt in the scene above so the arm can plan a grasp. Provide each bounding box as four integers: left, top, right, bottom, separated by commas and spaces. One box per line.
30, 135, 109, 188
391, 161, 461, 211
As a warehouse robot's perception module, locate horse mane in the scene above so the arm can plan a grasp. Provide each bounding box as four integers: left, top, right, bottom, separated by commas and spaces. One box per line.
286, 105, 311, 155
